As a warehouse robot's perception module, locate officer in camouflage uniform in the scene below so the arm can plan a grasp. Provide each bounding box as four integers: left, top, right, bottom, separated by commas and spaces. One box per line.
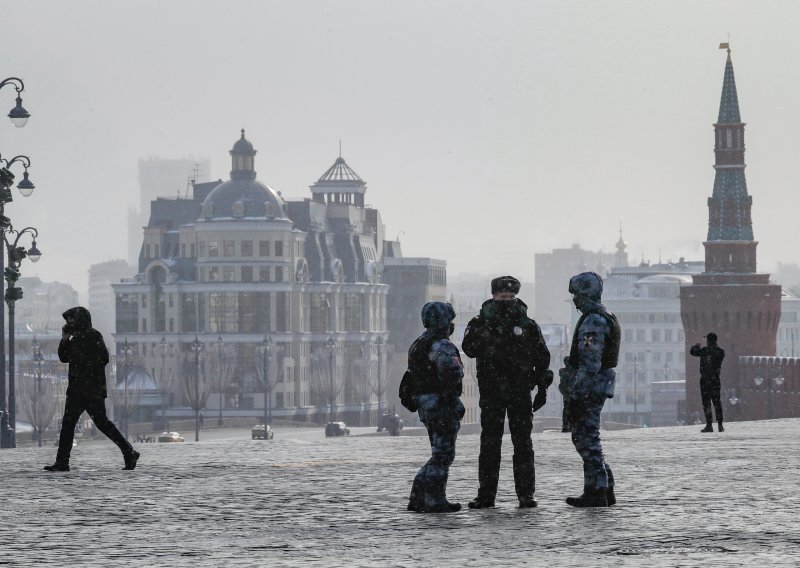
407, 302, 465, 513
561, 272, 620, 507
462, 276, 551, 509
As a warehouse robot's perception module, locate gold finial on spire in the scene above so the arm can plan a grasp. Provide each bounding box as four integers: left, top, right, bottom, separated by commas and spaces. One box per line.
719, 36, 732, 61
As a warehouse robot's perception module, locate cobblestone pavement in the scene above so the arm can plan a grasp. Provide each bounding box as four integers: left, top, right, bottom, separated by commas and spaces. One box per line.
2, 419, 800, 567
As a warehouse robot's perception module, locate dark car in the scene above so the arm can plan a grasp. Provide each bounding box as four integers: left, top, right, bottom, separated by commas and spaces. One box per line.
325, 421, 350, 437
378, 410, 404, 436
251, 424, 274, 440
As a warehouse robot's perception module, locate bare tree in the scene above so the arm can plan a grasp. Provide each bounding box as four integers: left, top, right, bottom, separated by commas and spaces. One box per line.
107, 359, 145, 437
181, 353, 211, 412
209, 343, 237, 425
17, 361, 67, 446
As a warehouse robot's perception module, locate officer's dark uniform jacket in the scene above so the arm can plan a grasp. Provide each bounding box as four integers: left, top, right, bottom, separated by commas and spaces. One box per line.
462, 298, 550, 390
567, 305, 621, 403
58, 306, 110, 398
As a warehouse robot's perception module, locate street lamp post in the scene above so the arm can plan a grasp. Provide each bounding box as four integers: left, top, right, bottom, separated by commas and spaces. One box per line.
119, 338, 133, 439
754, 375, 785, 419
632, 354, 638, 425
216, 335, 224, 426
158, 336, 169, 431
190, 336, 204, 442
0, 155, 38, 448
0, 76, 31, 448
376, 336, 384, 422
259, 336, 273, 428
32, 337, 44, 447
326, 336, 336, 423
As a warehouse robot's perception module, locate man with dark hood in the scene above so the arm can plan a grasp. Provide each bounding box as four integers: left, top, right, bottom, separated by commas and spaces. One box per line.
690, 333, 725, 433
561, 272, 620, 507
462, 276, 551, 509
44, 306, 139, 472
407, 301, 465, 513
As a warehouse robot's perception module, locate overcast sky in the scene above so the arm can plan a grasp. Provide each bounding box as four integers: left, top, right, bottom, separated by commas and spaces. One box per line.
2, 1, 799, 300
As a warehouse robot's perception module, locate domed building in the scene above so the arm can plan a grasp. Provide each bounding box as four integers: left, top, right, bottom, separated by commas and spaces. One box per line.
112, 131, 408, 425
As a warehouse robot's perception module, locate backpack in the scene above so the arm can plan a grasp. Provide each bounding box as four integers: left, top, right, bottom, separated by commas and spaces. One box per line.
399, 334, 438, 412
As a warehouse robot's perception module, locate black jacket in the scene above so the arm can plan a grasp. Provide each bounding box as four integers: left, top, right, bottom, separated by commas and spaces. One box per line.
689, 343, 725, 378
58, 306, 110, 398
462, 298, 550, 390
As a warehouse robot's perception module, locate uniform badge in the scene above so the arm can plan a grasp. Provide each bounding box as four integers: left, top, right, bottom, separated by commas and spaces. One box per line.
513, 326, 523, 336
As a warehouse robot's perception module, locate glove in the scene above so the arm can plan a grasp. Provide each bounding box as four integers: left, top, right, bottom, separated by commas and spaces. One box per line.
532, 387, 547, 412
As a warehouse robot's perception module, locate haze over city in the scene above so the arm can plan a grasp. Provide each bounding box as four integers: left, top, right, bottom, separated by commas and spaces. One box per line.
3, 1, 799, 299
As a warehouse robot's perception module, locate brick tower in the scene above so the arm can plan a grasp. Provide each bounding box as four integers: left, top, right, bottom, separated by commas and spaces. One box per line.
680, 46, 781, 420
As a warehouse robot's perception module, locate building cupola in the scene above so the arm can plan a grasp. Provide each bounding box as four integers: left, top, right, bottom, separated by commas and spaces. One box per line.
230, 129, 257, 181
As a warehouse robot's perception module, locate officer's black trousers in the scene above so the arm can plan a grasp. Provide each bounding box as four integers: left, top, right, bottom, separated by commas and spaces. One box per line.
477, 384, 534, 500
700, 376, 723, 426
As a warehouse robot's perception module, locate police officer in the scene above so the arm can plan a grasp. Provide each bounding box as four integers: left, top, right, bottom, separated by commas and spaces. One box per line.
407, 302, 465, 513
462, 276, 551, 509
689, 332, 725, 433
561, 272, 619, 507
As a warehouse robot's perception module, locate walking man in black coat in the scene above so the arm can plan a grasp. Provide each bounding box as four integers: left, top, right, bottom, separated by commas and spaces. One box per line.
44, 306, 140, 471
690, 332, 725, 433
462, 276, 551, 509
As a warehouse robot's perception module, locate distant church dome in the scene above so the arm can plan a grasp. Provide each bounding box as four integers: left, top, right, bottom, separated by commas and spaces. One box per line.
201, 130, 286, 220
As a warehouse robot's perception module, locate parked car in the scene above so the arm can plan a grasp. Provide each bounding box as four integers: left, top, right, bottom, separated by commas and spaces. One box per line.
325, 422, 350, 437
378, 410, 404, 436
251, 424, 274, 440
157, 431, 185, 443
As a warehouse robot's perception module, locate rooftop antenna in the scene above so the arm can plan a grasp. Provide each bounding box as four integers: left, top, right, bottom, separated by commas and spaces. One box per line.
184, 163, 200, 199
339, 139, 342, 158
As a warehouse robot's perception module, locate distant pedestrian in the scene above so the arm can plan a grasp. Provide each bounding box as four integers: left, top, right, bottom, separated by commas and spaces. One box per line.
406, 302, 465, 513
560, 272, 620, 507
44, 307, 140, 472
462, 276, 551, 509
558, 356, 572, 432
690, 333, 725, 433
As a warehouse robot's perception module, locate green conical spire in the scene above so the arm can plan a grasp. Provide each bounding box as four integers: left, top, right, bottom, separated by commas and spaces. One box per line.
717, 50, 741, 123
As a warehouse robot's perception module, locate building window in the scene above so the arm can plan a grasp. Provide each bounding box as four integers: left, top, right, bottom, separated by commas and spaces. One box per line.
191, 243, 196, 257
259, 267, 269, 282
241, 240, 253, 257
242, 266, 253, 282
154, 244, 160, 258
116, 294, 138, 334
275, 267, 284, 283
345, 294, 362, 332
181, 293, 206, 332
636, 329, 645, 342
145, 244, 151, 258
181, 243, 186, 257
209, 266, 220, 282
209, 292, 238, 333
141, 295, 147, 308
259, 241, 270, 256
624, 329, 633, 343
652, 329, 661, 342
239, 292, 270, 333
208, 241, 219, 258
142, 318, 148, 332
169, 318, 174, 332
665, 329, 673, 342
223, 240, 235, 257
168, 294, 174, 308
275, 241, 283, 257
223, 267, 235, 282
310, 293, 329, 332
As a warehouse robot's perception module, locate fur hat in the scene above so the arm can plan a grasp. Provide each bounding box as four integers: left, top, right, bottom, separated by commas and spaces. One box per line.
491, 275, 521, 295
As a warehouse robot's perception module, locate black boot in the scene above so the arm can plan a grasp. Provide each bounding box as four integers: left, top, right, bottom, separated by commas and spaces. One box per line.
718, 423, 724, 432
700, 424, 714, 433
606, 487, 616, 506
123, 450, 140, 470
421, 501, 461, 513
467, 497, 495, 509
518, 495, 538, 508
566, 488, 609, 508
43, 463, 70, 472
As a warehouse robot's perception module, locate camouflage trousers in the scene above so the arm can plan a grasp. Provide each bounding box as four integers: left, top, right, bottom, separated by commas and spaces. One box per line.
410, 394, 463, 508
569, 397, 614, 491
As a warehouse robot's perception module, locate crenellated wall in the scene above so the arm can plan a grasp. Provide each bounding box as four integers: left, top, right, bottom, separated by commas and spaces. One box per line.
736, 356, 800, 421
